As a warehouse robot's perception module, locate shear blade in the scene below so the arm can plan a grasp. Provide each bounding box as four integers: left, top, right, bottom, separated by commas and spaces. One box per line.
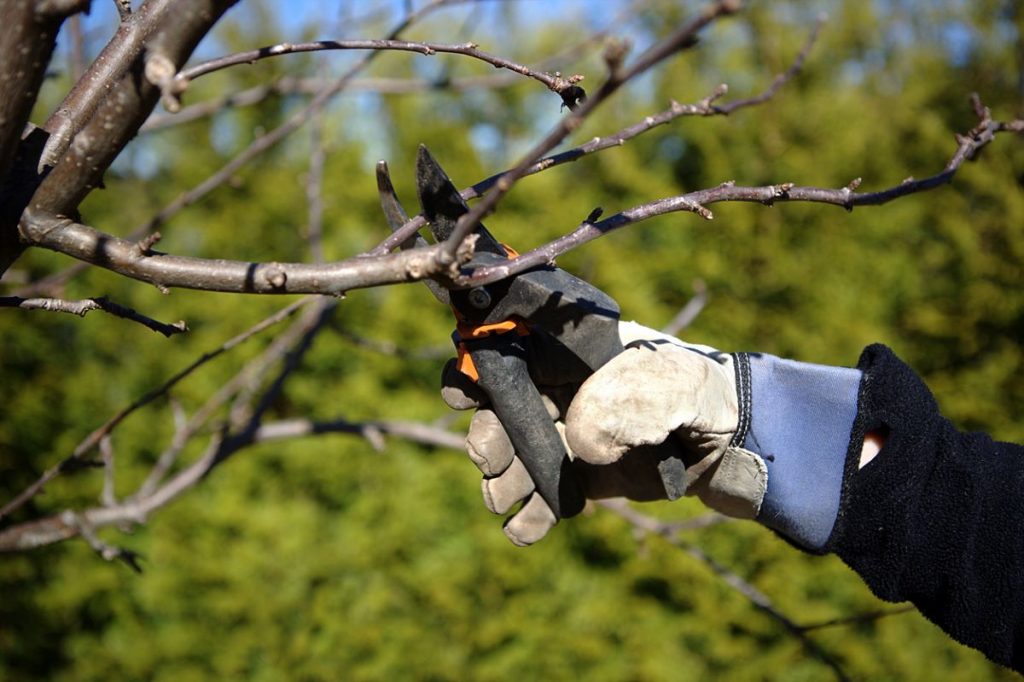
376, 159, 450, 305
415, 145, 506, 256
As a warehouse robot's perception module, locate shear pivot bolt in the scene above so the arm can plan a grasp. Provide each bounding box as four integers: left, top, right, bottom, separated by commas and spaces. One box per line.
468, 287, 491, 309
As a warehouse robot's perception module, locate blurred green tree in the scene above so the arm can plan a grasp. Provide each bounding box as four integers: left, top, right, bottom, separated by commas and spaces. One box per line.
0, 1, 1021, 680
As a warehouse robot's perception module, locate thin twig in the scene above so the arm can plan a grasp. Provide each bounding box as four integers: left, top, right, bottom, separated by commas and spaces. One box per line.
0, 295, 187, 336
799, 605, 915, 632
253, 417, 465, 451
372, 0, 819, 257
140, 14, 614, 135
130, 0, 457, 239
133, 397, 188, 500
306, 74, 327, 264
661, 279, 708, 336
461, 98, 1024, 286
436, 0, 742, 264
100, 436, 117, 507
598, 499, 852, 682
226, 299, 335, 431
170, 39, 581, 104
133, 299, 338, 500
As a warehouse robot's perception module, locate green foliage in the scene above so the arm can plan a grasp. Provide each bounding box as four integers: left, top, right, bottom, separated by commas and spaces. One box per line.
2, 1, 1022, 680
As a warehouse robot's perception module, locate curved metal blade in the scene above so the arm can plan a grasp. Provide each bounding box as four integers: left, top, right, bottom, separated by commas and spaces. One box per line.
376, 159, 449, 305
415, 145, 506, 256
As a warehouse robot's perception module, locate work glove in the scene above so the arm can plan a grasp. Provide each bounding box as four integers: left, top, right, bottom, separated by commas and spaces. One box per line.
441, 321, 769, 546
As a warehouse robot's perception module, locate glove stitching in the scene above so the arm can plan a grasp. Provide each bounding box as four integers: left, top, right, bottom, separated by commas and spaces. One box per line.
731, 352, 752, 447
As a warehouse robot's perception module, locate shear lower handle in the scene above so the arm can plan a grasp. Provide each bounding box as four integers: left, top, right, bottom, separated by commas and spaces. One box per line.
468, 337, 585, 521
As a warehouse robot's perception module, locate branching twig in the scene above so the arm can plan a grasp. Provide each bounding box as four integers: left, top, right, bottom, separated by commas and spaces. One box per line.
0, 297, 315, 522
461, 98, 1024, 286
0, 295, 187, 336
132, 302, 329, 499
166, 39, 583, 111
129, 0, 455, 241
436, 0, 743, 264
140, 14, 615, 135
63, 510, 144, 572
372, 0, 818, 257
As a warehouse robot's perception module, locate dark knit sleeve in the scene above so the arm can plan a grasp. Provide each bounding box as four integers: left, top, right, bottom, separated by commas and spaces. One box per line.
825, 344, 1024, 671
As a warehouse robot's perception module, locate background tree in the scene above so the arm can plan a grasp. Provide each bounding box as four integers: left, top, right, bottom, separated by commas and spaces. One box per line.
0, 1, 1022, 680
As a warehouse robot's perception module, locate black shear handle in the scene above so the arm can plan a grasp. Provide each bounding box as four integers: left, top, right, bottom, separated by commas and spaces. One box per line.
467, 335, 585, 521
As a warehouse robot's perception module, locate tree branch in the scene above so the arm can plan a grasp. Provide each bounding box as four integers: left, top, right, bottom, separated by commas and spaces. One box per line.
0, 0, 90, 272
0, 0, 88, 180
0, 296, 314, 522
39, 0, 181, 172
0, 295, 187, 336
253, 417, 465, 451
140, 15, 615, 134
164, 39, 583, 111
372, 0, 818, 258
462, 97, 1024, 286
27, 0, 238, 225
436, 0, 743, 263
126, 0, 454, 247
17, 209, 474, 294
0, 291, 466, 552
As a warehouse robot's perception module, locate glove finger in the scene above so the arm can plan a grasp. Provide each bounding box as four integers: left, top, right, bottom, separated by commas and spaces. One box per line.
440, 358, 489, 410
466, 409, 515, 476
482, 455, 535, 514
503, 492, 557, 547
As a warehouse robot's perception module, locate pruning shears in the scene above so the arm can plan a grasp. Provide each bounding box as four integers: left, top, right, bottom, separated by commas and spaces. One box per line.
376, 146, 687, 521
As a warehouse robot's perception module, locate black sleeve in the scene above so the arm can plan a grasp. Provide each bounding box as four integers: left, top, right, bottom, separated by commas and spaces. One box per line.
825, 344, 1024, 671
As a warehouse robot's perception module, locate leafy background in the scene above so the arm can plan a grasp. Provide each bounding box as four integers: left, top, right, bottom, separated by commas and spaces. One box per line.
1, 0, 1022, 679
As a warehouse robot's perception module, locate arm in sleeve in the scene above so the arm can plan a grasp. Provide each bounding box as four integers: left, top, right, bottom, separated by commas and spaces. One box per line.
825, 344, 1024, 672
737, 343, 1024, 670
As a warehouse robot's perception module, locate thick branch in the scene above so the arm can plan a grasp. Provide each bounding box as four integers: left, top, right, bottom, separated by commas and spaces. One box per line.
38, 0, 176, 171
18, 209, 473, 294
29, 0, 239, 221
0, 0, 88, 177
0, 0, 90, 271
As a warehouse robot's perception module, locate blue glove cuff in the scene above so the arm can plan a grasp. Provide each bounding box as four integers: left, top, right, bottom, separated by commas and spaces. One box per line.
732, 353, 861, 551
